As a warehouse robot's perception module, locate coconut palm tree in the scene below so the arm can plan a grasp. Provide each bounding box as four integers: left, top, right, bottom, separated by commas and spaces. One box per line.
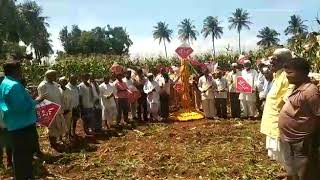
257, 27, 280, 48
178, 18, 198, 44
284, 15, 308, 36
153, 21, 173, 58
19, 1, 52, 61
228, 8, 252, 53
202, 16, 223, 58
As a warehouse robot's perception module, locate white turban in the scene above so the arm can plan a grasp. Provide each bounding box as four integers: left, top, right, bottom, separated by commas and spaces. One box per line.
231, 63, 238, 67
45, 70, 57, 76
58, 76, 67, 82
244, 60, 251, 64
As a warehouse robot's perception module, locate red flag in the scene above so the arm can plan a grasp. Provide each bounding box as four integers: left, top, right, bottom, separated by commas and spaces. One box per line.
236, 76, 252, 93
36, 100, 61, 127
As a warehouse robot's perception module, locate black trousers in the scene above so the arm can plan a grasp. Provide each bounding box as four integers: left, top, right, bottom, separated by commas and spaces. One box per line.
230, 92, 241, 118
137, 95, 148, 121
0, 128, 12, 166
71, 107, 81, 136
280, 135, 320, 180
117, 98, 129, 124
215, 98, 227, 118
94, 108, 102, 131
9, 124, 39, 180
81, 108, 95, 135
160, 93, 169, 119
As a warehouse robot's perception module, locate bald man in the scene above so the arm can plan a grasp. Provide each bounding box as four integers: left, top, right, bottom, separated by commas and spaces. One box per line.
260, 48, 293, 164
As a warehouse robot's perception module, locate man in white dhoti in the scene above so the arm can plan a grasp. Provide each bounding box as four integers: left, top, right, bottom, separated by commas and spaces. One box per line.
144, 73, 160, 121
260, 49, 293, 176
198, 68, 216, 119
99, 76, 117, 129
239, 60, 258, 120
38, 70, 65, 151
59, 77, 73, 141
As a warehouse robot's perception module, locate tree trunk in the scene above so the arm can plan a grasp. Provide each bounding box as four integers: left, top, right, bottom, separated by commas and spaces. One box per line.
164, 40, 168, 58
212, 34, 216, 58
188, 38, 191, 45
238, 31, 241, 54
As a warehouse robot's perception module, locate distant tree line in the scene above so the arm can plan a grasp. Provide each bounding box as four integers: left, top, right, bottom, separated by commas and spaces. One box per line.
59, 25, 132, 56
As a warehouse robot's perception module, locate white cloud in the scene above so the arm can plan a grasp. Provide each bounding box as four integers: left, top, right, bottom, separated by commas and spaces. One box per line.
50, 33, 64, 52
249, 8, 300, 13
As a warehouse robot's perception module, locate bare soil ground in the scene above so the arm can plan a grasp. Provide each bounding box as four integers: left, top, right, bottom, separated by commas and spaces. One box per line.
0, 119, 282, 180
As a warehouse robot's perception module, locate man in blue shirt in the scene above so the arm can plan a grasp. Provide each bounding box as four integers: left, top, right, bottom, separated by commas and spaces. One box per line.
0, 61, 45, 180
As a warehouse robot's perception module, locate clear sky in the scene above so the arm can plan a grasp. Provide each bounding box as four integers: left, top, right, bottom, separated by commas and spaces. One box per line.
21, 0, 320, 57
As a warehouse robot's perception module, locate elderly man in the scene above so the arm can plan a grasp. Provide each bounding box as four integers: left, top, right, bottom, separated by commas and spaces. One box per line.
0, 61, 45, 179
239, 60, 258, 120
260, 48, 293, 164
198, 68, 216, 119
279, 58, 320, 180
38, 70, 66, 151
259, 67, 273, 110
227, 63, 241, 119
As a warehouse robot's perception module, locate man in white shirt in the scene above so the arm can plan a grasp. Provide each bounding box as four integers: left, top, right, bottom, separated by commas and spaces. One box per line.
239, 60, 258, 119
227, 63, 241, 118
66, 74, 80, 138
99, 76, 117, 129
256, 63, 267, 118
78, 73, 95, 136
198, 68, 216, 119
123, 70, 138, 120
59, 77, 73, 140
259, 67, 273, 110
214, 71, 228, 118
38, 70, 66, 150
144, 73, 160, 121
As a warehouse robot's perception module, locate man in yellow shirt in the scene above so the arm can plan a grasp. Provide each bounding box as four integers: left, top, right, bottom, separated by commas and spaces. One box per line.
260, 48, 293, 162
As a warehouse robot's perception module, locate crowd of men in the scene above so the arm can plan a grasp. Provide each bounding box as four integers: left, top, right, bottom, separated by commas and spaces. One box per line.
0, 48, 319, 180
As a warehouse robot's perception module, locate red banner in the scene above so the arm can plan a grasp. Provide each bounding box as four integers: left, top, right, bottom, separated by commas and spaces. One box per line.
175, 46, 193, 59
36, 100, 60, 127
236, 76, 252, 93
